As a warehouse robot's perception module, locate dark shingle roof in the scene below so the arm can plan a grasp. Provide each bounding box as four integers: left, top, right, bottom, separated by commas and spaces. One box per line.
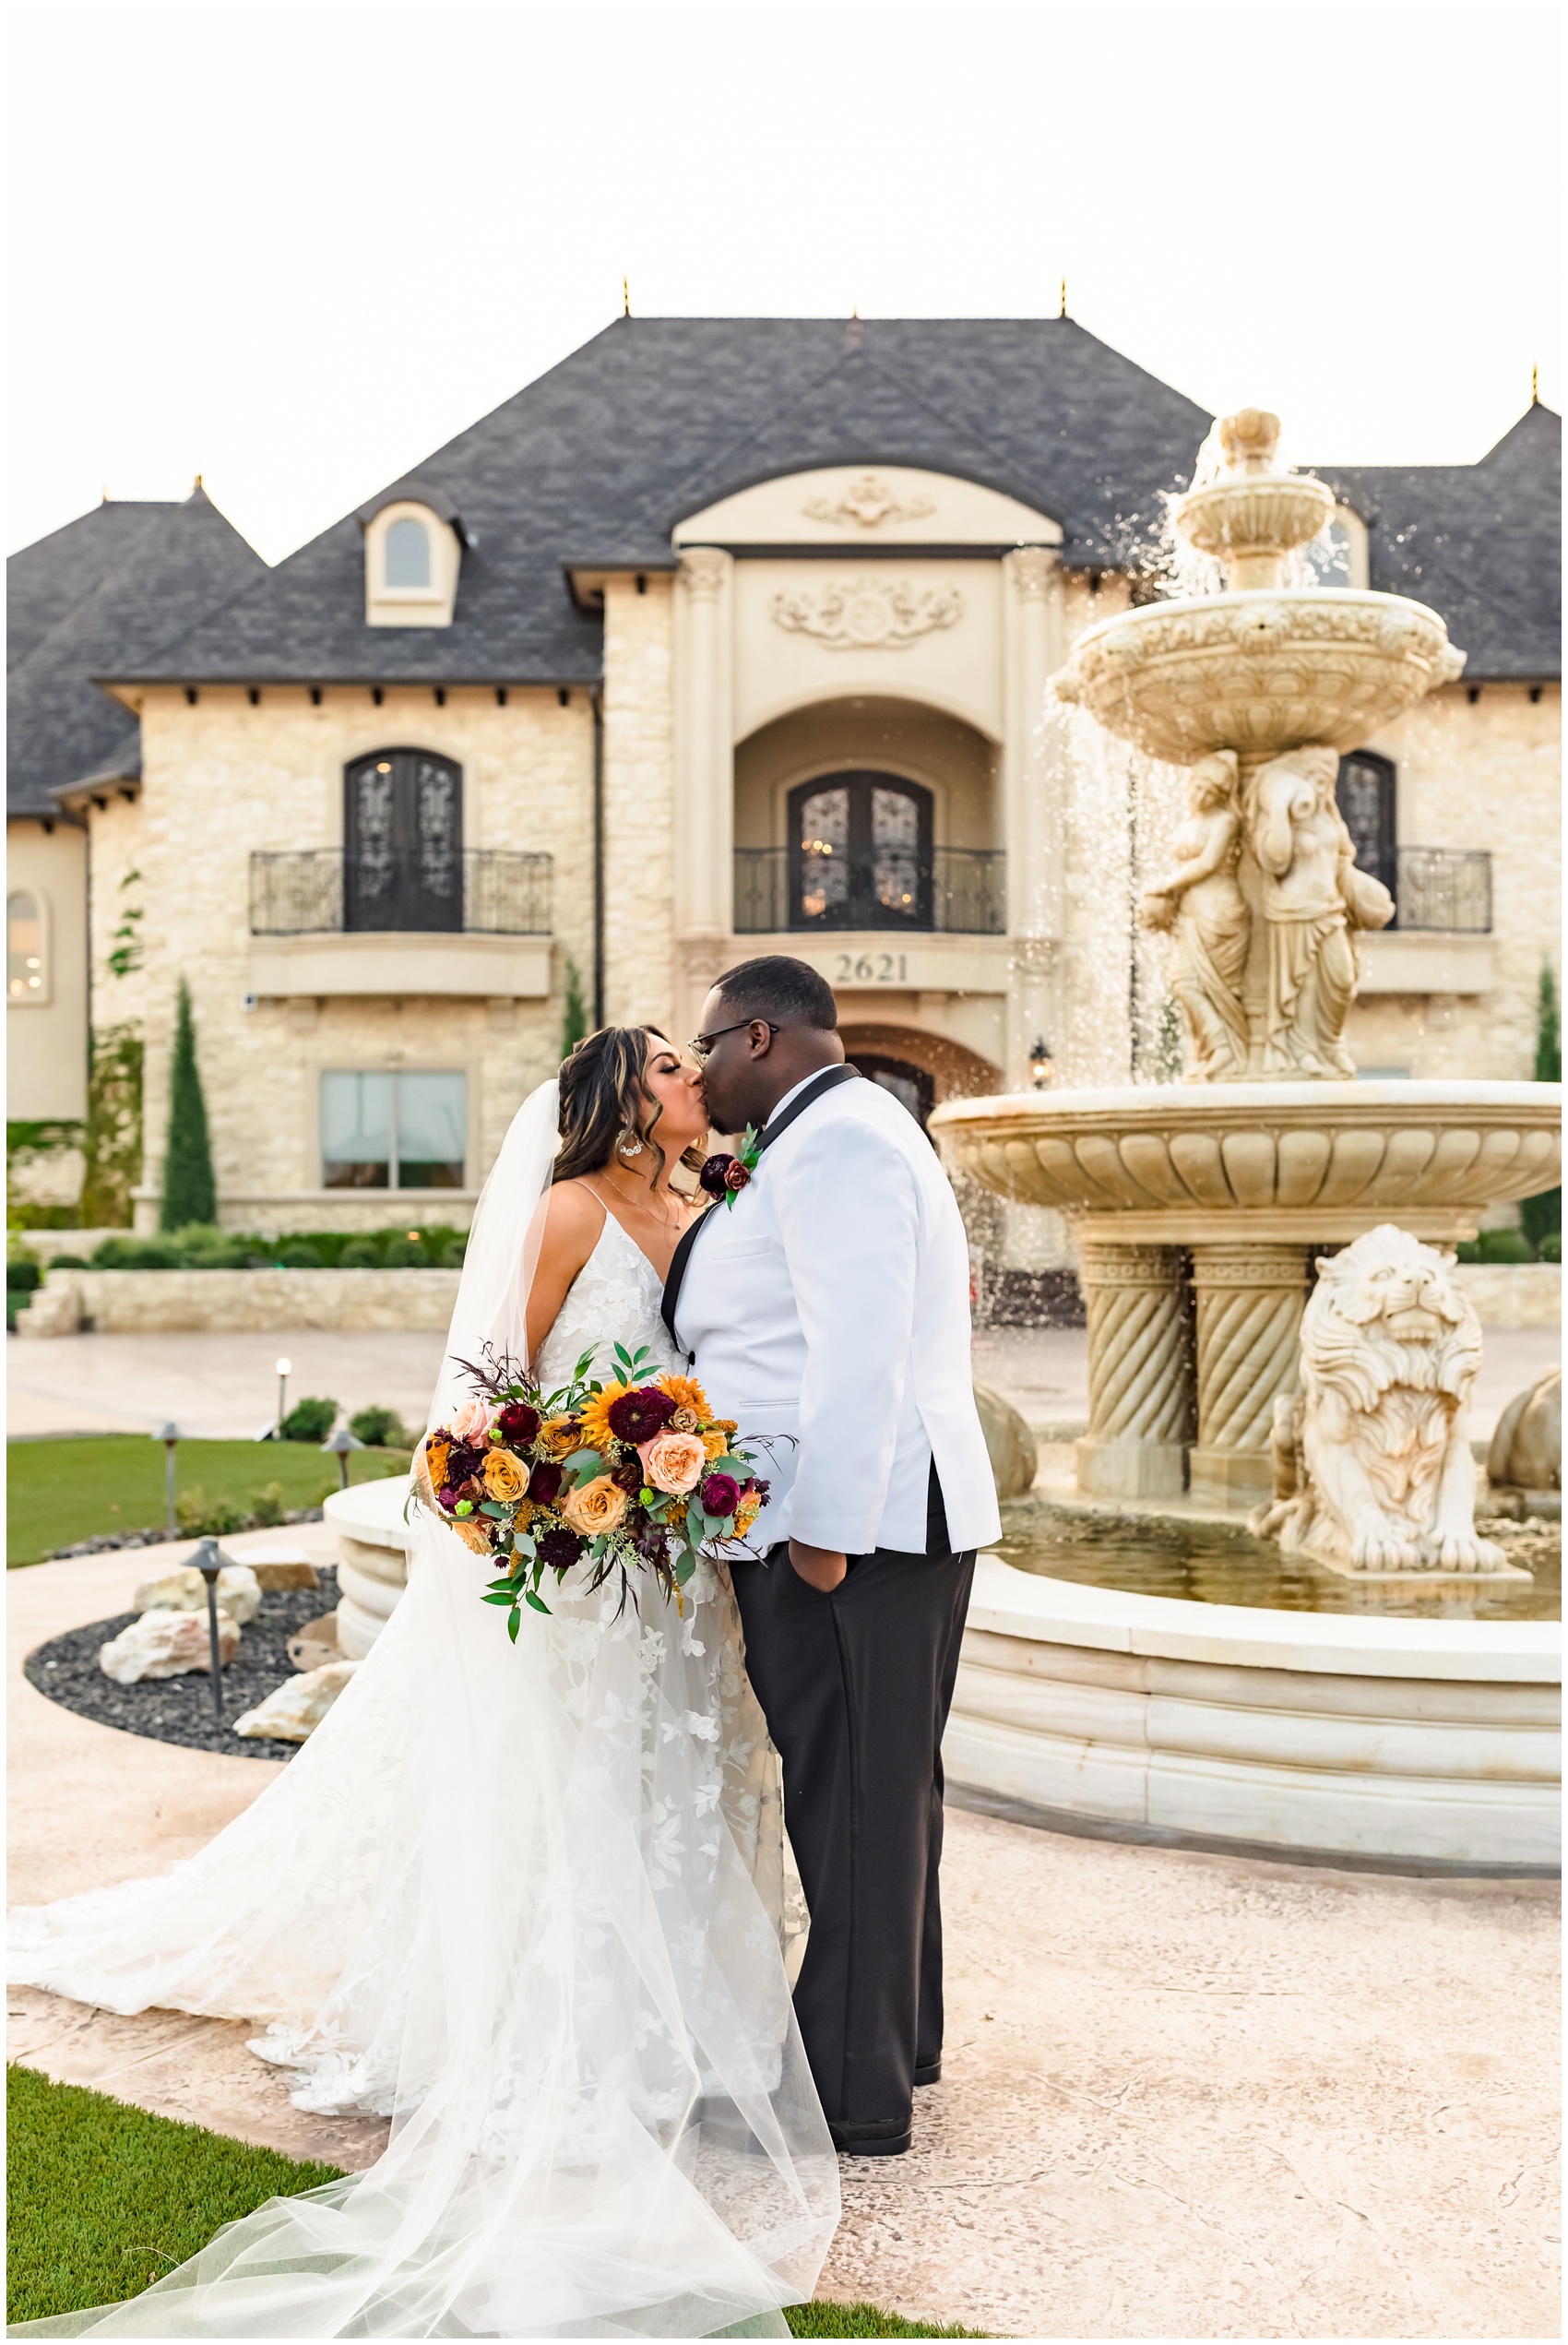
102, 318, 1214, 686
7, 489, 266, 818
1326, 402, 1561, 679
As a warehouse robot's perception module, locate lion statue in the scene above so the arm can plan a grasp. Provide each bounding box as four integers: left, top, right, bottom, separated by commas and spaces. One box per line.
1250, 1223, 1508, 1573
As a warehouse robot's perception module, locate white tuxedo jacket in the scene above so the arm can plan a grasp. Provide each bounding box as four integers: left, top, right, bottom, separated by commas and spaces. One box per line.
673, 1075, 1002, 1556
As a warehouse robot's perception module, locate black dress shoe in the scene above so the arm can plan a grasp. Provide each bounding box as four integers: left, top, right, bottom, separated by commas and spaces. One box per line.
913, 2058, 941, 2087
830, 2117, 911, 2158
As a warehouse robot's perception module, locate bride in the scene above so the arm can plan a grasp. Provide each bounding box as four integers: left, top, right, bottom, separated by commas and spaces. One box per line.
8, 1028, 840, 2339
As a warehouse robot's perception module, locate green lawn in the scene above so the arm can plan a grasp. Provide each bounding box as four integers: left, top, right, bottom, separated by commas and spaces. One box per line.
6, 2068, 987, 2335
6, 1435, 409, 1566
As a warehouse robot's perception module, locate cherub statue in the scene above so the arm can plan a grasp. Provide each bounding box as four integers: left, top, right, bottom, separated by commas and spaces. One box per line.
1247, 746, 1392, 1078
1139, 750, 1251, 1080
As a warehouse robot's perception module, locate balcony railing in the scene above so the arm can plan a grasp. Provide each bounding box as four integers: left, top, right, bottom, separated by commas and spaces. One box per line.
1358, 846, 1491, 934
250, 850, 552, 936
734, 847, 1006, 936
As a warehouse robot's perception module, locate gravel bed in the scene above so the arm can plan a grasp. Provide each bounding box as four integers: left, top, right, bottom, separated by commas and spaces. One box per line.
23, 1572, 340, 1762
46, 1507, 326, 1560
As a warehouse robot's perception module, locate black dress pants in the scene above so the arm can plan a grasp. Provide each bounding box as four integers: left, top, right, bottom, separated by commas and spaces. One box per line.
731, 1512, 975, 2147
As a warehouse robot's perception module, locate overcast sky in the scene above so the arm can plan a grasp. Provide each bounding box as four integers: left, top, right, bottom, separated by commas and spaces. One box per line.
7, 0, 1562, 565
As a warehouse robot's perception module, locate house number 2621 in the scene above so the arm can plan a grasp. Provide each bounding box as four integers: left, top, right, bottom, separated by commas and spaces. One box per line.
835, 951, 909, 984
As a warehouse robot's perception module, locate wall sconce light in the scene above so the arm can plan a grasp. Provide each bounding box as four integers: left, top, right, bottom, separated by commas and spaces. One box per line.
1029, 1037, 1055, 1090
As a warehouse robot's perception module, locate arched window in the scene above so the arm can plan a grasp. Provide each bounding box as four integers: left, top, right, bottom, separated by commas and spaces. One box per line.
385, 517, 432, 589
7, 891, 46, 1002
1336, 750, 1396, 893
788, 772, 933, 930
344, 749, 463, 932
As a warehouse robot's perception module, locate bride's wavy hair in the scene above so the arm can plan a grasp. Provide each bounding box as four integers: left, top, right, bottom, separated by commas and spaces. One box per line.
553, 1026, 705, 1191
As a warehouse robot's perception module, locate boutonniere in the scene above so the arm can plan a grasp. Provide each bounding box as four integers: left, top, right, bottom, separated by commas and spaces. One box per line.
697, 1125, 762, 1210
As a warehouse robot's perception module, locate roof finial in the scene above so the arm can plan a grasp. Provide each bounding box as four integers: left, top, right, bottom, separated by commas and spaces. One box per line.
1531, 362, 1539, 406
1059, 278, 1067, 318
193, 472, 203, 490
101, 482, 110, 504
622, 275, 630, 317
851, 300, 859, 318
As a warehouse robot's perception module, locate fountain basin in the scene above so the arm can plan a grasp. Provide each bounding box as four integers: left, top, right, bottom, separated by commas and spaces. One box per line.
1052, 589, 1466, 766
947, 1553, 1561, 1868
931, 1079, 1562, 1235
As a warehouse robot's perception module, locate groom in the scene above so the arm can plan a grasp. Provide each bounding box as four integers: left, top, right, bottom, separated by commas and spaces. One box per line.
666, 955, 1001, 2158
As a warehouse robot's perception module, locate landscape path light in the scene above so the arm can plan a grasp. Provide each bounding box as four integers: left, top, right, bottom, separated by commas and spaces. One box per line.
154, 1421, 180, 1537
191, 1535, 234, 1726
321, 1425, 365, 1491
274, 1356, 291, 1437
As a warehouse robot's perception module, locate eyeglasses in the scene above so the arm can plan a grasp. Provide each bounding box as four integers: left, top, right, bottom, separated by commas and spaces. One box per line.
687, 1018, 779, 1065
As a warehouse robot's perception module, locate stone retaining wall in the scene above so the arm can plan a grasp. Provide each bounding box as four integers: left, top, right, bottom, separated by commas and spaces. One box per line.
17, 1267, 463, 1337
1455, 1263, 1561, 1327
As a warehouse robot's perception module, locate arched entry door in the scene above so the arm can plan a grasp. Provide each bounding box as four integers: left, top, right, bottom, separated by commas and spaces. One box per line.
789, 771, 932, 930
853, 1052, 937, 1132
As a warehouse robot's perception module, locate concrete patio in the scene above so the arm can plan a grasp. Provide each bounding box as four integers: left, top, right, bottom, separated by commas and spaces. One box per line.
7, 1542, 1560, 2339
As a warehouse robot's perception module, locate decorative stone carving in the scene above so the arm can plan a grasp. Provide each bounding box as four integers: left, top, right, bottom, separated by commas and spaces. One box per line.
769, 577, 963, 651
131, 1562, 262, 1625
802, 473, 936, 529
1248, 745, 1393, 1080
1173, 411, 1334, 592
1252, 1224, 1508, 1572
233, 1660, 361, 1742
100, 1608, 240, 1684
1007, 546, 1055, 600
1075, 1242, 1193, 1498
1189, 1241, 1308, 1506
1487, 1369, 1561, 1495
973, 1381, 1039, 1501
1140, 751, 1251, 1079
678, 546, 728, 601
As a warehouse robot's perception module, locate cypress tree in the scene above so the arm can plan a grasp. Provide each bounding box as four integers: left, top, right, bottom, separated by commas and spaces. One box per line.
159, 980, 217, 1231
561, 955, 589, 1057
1521, 963, 1562, 1256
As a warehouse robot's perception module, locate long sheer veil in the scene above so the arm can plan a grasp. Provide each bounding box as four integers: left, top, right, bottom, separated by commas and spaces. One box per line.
8, 1078, 839, 2339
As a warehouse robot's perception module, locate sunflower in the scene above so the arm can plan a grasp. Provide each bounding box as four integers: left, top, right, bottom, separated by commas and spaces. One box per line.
575, 1386, 624, 1455
656, 1373, 711, 1422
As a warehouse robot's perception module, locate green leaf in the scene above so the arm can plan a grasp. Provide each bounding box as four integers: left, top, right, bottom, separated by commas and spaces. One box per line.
507, 1607, 521, 1642
674, 1553, 696, 1586
525, 1589, 552, 1614
479, 1501, 507, 1518
481, 1590, 516, 1606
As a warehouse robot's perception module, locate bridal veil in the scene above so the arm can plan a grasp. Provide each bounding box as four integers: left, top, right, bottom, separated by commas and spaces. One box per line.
8, 1080, 840, 2338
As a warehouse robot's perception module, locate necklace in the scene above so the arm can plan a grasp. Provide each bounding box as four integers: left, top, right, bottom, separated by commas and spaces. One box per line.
589, 1171, 686, 1235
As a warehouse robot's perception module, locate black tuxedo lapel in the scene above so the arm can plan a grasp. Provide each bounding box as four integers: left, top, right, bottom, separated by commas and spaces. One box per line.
660, 1064, 860, 1352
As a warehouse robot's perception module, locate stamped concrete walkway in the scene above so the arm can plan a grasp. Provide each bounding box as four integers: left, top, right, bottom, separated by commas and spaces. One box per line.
8, 1545, 1561, 2338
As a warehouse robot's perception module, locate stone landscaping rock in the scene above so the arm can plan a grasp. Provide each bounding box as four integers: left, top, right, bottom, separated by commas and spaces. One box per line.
974, 1380, 1039, 1501
131, 1564, 264, 1624
286, 1613, 340, 1672
101, 1609, 240, 1683
247, 1559, 320, 1592
233, 1661, 359, 1742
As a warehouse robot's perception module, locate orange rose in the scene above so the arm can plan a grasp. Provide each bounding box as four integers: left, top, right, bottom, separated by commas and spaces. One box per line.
701, 1428, 728, 1460
639, 1430, 707, 1495
482, 1448, 529, 1503
536, 1415, 581, 1460
424, 1437, 451, 1490
735, 1493, 762, 1536
561, 1474, 629, 1536
450, 1515, 493, 1555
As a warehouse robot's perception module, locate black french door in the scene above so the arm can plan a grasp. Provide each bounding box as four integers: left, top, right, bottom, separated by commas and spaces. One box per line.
788, 770, 934, 931
344, 749, 463, 932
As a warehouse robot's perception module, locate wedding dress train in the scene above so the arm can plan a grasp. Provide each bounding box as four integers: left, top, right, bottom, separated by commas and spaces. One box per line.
8, 1202, 838, 2337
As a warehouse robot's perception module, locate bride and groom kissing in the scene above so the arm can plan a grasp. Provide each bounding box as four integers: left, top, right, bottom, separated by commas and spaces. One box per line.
8, 952, 999, 2339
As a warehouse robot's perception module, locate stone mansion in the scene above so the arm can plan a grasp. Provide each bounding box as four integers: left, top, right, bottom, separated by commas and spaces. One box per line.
7, 316, 1562, 1255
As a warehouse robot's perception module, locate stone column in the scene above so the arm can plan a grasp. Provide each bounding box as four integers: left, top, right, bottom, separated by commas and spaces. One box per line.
673, 546, 733, 1040
1075, 1240, 1193, 1499
1188, 1241, 1309, 1508
1003, 547, 1064, 1089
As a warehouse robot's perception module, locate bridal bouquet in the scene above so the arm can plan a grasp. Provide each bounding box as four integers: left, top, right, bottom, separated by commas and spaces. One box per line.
420, 1343, 769, 1635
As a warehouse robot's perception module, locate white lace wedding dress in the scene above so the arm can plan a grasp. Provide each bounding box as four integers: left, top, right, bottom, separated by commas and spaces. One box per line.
8, 1208, 838, 2338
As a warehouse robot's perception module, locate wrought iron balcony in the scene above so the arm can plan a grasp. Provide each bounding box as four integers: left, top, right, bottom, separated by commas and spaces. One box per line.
250, 850, 552, 937
734, 846, 1006, 936
1358, 846, 1491, 934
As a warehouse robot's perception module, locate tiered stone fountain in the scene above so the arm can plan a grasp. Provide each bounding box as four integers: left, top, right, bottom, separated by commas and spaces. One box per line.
932, 410, 1561, 1514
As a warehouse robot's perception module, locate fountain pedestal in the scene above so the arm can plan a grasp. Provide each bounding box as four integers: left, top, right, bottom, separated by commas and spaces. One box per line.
1188, 1241, 1308, 1506
1075, 1241, 1192, 1500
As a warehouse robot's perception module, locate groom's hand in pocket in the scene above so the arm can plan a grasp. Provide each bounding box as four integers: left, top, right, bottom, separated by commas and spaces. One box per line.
789, 1539, 847, 1592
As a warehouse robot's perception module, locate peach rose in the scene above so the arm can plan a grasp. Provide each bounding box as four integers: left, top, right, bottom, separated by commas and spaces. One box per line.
450, 1515, 494, 1556
449, 1393, 492, 1444
561, 1474, 629, 1536
638, 1430, 707, 1496
481, 1448, 529, 1503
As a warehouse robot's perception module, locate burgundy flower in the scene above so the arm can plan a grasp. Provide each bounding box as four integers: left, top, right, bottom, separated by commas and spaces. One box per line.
610, 1452, 645, 1496
496, 1401, 541, 1446
445, 1442, 485, 1487
527, 1458, 564, 1509
723, 1160, 751, 1194
700, 1472, 741, 1518
437, 1486, 458, 1513
698, 1153, 738, 1200
605, 1385, 678, 1444
537, 1526, 585, 1571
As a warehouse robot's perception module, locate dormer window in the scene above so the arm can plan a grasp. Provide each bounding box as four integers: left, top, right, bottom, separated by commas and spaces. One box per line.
385, 517, 432, 589
357, 478, 466, 627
